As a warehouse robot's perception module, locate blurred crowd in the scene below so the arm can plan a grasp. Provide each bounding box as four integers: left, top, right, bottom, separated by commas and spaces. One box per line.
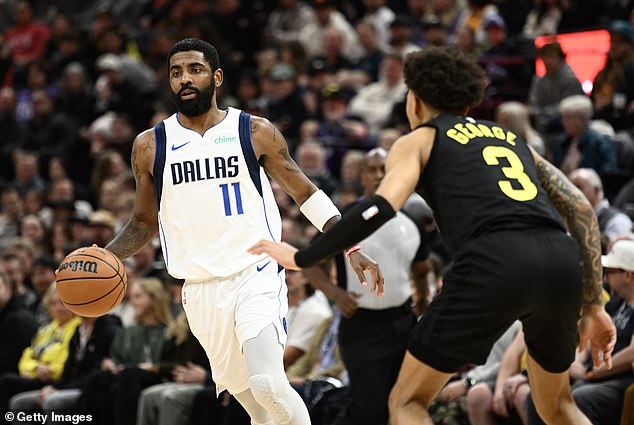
0, 0, 634, 424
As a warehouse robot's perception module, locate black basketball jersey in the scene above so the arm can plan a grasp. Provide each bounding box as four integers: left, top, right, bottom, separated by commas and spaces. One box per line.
416, 114, 565, 256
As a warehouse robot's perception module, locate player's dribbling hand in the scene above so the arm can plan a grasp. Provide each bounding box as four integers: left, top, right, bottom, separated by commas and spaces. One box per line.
578, 305, 617, 369
248, 240, 300, 270
347, 250, 384, 297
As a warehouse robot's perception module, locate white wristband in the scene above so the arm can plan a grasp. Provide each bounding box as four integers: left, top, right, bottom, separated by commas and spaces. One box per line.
299, 190, 341, 232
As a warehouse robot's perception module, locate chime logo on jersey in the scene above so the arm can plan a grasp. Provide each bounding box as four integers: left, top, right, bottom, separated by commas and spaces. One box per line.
171, 155, 239, 185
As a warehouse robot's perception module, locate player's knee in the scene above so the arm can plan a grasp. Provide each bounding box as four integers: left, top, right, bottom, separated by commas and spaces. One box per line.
249, 374, 293, 424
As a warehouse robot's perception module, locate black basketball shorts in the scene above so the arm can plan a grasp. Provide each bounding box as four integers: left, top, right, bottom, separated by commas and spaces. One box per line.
408, 228, 583, 374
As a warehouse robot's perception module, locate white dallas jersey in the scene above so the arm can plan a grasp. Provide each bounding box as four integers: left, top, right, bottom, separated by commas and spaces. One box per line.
153, 107, 281, 280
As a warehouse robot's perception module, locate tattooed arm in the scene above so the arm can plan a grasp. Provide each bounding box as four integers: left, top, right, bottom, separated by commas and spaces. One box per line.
531, 148, 616, 368
250, 116, 321, 200
105, 130, 159, 260
531, 149, 603, 308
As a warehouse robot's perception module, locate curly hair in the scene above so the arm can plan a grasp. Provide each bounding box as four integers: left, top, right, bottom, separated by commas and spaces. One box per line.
403, 46, 486, 115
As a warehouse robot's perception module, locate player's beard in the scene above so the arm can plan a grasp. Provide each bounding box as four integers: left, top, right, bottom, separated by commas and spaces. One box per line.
172, 83, 214, 117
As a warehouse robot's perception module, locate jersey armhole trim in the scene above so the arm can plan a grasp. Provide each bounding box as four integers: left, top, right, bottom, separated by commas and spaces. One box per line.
153, 121, 167, 210
238, 111, 263, 197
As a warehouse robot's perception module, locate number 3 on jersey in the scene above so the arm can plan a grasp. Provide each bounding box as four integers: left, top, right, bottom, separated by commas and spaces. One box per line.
220, 182, 244, 216
482, 146, 538, 202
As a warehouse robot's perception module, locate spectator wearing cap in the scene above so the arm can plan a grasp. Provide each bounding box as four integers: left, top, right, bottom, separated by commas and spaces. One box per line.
30, 256, 58, 325
347, 53, 407, 137
89, 209, 117, 246
266, 63, 308, 146
528, 42, 583, 133
479, 14, 533, 97
522, 0, 563, 39
387, 15, 421, 57
593, 20, 634, 132
421, 15, 448, 47
527, 240, 634, 425
315, 84, 368, 146
299, 0, 361, 62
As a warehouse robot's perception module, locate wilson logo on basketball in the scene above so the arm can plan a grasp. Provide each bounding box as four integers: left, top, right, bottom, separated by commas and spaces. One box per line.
59, 260, 99, 274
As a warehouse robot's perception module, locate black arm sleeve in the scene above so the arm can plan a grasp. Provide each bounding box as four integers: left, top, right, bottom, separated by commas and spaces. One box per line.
294, 195, 396, 267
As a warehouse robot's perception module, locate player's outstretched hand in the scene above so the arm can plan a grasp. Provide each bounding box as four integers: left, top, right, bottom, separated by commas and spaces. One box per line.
347, 250, 384, 297
578, 305, 617, 369
248, 240, 300, 270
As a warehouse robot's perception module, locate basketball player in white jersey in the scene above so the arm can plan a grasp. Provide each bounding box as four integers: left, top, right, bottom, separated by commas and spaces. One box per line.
104, 38, 380, 425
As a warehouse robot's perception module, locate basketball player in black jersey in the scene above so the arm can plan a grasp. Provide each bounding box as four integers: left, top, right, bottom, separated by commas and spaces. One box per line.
249, 46, 617, 425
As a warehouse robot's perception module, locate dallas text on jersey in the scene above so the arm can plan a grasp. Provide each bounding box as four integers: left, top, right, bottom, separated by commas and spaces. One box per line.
171, 155, 239, 185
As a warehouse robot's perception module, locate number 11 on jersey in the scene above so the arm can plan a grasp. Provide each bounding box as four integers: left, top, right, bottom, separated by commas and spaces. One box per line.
220, 182, 244, 216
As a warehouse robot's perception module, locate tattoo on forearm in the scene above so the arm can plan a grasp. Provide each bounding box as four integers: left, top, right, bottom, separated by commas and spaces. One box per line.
278, 147, 302, 174
535, 160, 603, 307
105, 217, 155, 260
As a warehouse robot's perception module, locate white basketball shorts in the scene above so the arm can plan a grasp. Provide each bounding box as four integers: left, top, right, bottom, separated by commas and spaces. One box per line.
181, 258, 288, 395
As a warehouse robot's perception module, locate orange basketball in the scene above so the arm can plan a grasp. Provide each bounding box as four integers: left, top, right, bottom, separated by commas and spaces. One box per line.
55, 246, 127, 317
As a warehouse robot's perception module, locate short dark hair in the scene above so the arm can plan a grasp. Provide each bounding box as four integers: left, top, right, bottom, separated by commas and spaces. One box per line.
403, 46, 486, 114
167, 38, 220, 71
537, 42, 565, 59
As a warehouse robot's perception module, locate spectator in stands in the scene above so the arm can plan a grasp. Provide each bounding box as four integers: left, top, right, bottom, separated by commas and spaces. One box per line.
23, 89, 77, 165
522, 0, 563, 38
19, 214, 48, 260
387, 15, 421, 57
266, 0, 316, 45
421, 15, 449, 47
300, 0, 361, 62
593, 20, 634, 132
456, 0, 499, 47
0, 283, 80, 412
0, 87, 28, 181
0, 269, 38, 376
266, 63, 308, 144
12, 151, 46, 197
29, 256, 57, 325
348, 53, 407, 137
361, 0, 396, 52
136, 312, 213, 425
427, 0, 464, 36
1, 0, 51, 88
528, 42, 583, 133
55, 62, 97, 131
496, 101, 546, 155
9, 314, 121, 412
295, 141, 339, 196
0, 186, 24, 251
554, 95, 617, 178
336, 19, 384, 89
77, 278, 172, 424
284, 269, 333, 369
0, 252, 37, 312
315, 84, 368, 147
569, 168, 633, 247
